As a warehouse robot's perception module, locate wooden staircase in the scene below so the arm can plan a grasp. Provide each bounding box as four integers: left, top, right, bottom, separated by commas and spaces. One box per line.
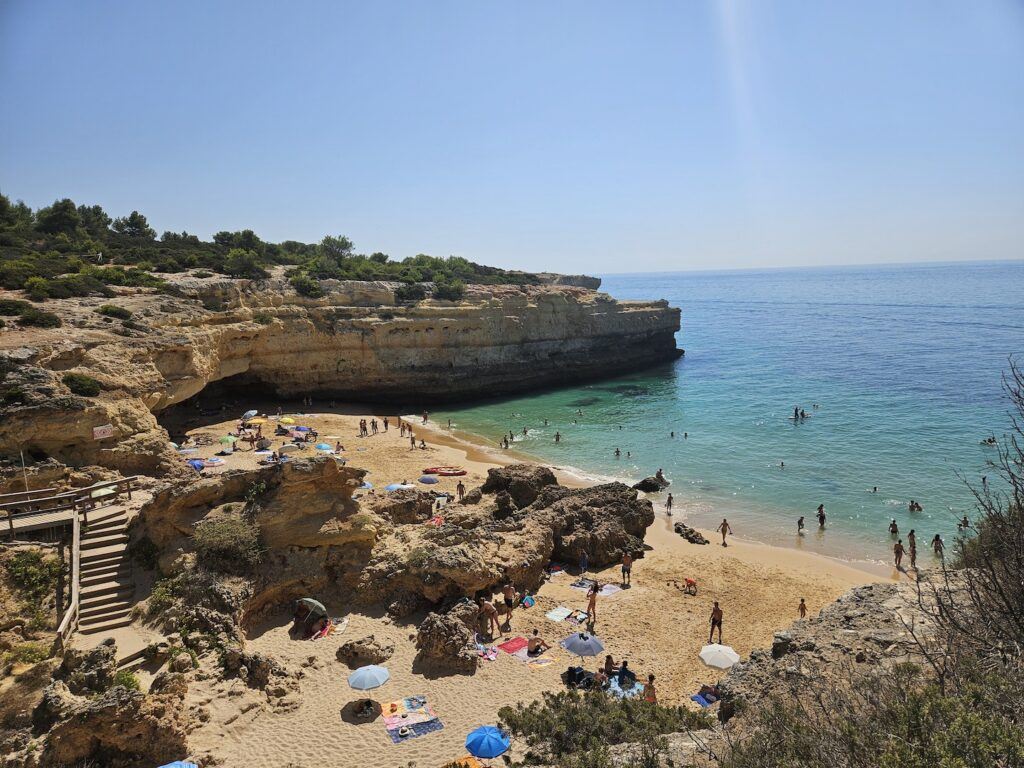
77, 504, 136, 636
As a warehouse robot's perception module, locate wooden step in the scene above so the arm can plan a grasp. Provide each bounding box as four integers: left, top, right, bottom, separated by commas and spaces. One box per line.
81, 543, 130, 562
77, 615, 134, 635
81, 532, 128, 551
81, 565, 131, 587
79, 605, 134, 624
81, 580, 135, 601
79, 599, 135, 621
84, 517, 127, 535
81, 551, 127, 571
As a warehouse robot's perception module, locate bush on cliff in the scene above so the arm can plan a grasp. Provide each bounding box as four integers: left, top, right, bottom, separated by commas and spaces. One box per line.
223, 248, 269, 280
96, 304, 132, 320
289, 272, 324, 298
394, 282, 427, 304
498, 690, 710, 766
433, 278, 466, 301
15, 306, 62, 328
62, 372, 102, 397
193, 517, 262, 575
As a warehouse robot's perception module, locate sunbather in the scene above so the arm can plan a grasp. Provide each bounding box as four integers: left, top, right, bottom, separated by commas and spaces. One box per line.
527, 629, 550, 655
604, 654, 618, 676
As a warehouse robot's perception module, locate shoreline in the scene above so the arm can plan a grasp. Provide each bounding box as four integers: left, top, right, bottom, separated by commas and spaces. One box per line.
411, 416, 895, 582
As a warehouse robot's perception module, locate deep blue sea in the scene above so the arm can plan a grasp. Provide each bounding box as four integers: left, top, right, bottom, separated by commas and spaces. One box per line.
434, 261, 1024, 565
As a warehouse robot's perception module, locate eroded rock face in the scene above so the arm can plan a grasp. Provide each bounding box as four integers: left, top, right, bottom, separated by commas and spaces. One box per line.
633, 475, 670, 493
54, 639, 116, 695
0, 276, 680, 470
481, 464, 558, 507
674, 522, 709, 545
336, 635, 395, 667
35, 673, 189, 768
415, 609, 479, 673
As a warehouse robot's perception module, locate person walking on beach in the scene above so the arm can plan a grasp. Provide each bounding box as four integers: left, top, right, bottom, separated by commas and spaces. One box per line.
456, 480, 465, 501
586, 583, 599, 625
894, 539, 906, 568
409, 435, 416, 451
798, 598, 807, 619
621, 552, 633, 586
383, 417, 389, 432
709, 601, 724, 643
716, 518, 733, 546
666, 493, 673, 515
797, 516, 805, 534
816, 504, 826, 529
932, 534, 945, 558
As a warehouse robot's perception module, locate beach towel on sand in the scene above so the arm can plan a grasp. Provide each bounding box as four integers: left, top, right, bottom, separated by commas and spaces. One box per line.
608, 677, 643, 699
476, 643, 498, 661
497, 637, 529, 654
545, 606, 573, 622
387, 718, 445, 743
599, 584, 622, 597
690, 694, 712, 708
570, 578, 597, 591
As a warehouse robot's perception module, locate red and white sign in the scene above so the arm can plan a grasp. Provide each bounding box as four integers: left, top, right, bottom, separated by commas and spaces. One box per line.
92, 424, 115, 440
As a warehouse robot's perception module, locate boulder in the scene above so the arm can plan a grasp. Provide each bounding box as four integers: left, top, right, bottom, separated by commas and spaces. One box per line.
674, 522, 709, 545
55, 639, 116, 694
633, 475, 669, 493
481, 464, 558, 508
336, 635, 395, 667
415, 611, 479, 673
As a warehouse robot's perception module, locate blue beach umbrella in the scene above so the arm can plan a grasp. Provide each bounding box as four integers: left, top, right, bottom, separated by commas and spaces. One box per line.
242, 409, 258, 419
186, 459, 205, 472
315, 443, 333, 451
348, 664, 390, 690
465, 726, 510, 759
418, 475, 439, 484
385, 483, 414, 491
294, 426, 312, 432
158, 762, 198, 768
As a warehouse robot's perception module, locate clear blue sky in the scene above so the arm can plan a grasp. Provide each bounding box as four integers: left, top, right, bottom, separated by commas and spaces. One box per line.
2, 1, 1023, 273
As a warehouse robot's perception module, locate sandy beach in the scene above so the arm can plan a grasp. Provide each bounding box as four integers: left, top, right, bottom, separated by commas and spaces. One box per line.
166, 404, 887, 767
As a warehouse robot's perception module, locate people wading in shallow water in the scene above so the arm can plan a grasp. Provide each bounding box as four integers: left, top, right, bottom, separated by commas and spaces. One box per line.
894, 539, 906, 568
797, 516, 805, 534
932, 534, 945, 558
816, 504, 826, 529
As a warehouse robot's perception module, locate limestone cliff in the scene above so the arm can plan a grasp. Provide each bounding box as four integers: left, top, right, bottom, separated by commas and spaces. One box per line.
0, 272, 680, 472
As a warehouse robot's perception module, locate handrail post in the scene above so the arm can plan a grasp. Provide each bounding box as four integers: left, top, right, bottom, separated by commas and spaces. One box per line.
6, 510, 12, 540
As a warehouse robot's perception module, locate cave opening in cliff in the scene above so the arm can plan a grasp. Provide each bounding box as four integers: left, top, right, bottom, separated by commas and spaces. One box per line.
156, 374, 286, 442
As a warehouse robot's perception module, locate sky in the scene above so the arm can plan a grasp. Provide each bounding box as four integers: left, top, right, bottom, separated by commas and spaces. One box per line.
2, 1, 1023, 274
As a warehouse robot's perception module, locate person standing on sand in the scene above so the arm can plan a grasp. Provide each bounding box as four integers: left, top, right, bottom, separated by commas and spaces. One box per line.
422, 411, 429, 424
477, 597, 500, 638
383, 417, 389, 432
797, 516, 805, 533
709, 601, 724, 643
409, 435, 416, 451
586, 583, 599, 624
456, 480, 465, 500
894, 539, 906, 568
621, 552, 633, 586
798, 598, 807, 618
643, 674, 658, 704
502, 582, 517, 628
716, 518, 733, 546
666, 493, 673, 515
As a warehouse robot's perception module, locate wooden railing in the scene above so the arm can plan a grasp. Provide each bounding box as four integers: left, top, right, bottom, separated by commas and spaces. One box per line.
0, 476, 141, 653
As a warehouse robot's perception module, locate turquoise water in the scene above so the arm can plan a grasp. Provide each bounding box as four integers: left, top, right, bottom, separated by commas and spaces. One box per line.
434, 261, 1024, 564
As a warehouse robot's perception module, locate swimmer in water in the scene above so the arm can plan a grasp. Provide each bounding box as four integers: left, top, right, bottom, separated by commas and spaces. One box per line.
797, 516, 805, 533
889, 519, 899, 535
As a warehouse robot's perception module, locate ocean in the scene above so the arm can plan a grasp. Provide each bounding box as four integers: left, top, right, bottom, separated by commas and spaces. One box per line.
433, 260, 1024, 566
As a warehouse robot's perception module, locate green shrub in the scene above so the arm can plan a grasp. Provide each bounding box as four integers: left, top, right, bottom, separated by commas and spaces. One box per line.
147, 576, 180, 617
62, 372, 102, 396
96, 304, 132, 320
5, 641, 50, 666
192, 270, 213, 278
5, 550, 62, 604
0, 299, 32, 316
394, 283, 427, 304
223, 248, 269, 279
432, 279, 466, 301
24, 276, 50, 301
253, 311, 272, 325
112, 669, 140, 690
290, 272, 324, 298
193, 516, 262, 575
499, 690, 710, 764
2, 386, 26, 404
16, 307, 61, 328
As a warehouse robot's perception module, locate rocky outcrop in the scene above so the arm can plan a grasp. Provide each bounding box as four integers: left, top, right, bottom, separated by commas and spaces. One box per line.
415, 607, 479, 673
535, 272, 602, 290
336, 635, 395, 667
673, 522, 709, 545
0, 273, 680, 471
633, 475, 670, 492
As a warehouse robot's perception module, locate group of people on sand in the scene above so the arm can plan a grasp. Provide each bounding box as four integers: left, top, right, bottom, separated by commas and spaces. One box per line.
358, 417, 388, 437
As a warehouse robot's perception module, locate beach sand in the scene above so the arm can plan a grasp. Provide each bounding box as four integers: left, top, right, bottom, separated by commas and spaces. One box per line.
172, 405, 888, 768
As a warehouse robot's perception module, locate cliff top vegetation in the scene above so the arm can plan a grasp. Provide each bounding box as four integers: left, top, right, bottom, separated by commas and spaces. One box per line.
0, 192, 540, 303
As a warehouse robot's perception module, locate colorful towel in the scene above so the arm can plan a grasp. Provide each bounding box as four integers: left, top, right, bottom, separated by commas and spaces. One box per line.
387, 718, 445, 743
497, 637, 528, 654
569, 609, 589, 624
513, 647, 550, 663
690, 694, 712, 708
476, 644, 498, 661
570, 578, 597, 591
608, 677, 643, 699
522, 595, 536, 608
528, 657, 554, 669
545, 606, 573, 622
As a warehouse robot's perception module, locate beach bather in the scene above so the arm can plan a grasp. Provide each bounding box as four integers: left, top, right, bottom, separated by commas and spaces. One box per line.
478, 597, 500, 637
716, 518, 733, 546
527, 629, 550, 655
709, 601, 723, 643
643, 674, 658, 703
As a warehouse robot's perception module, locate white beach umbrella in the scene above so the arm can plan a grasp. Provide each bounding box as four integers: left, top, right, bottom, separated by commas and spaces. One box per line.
699, 643, 741, 669
278, 444, 300, 454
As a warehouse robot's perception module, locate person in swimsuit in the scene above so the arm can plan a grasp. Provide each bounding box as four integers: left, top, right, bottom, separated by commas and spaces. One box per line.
709, 601, 724, 643
798, 598, 807, 618
527, 629, 550, 655
894, 539, 906, 568
716, 518, 733, 546
889, 519, 899, 535
932, 534, 944, 557
502, 582, 517, 628
817, 504, 826, 528
797, 516, 805, 533
586, 583, 599, 624
456, 480, 465, 500
621, 552, 633, 586
643, 674, 658, 704
478, 597, 500, 638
